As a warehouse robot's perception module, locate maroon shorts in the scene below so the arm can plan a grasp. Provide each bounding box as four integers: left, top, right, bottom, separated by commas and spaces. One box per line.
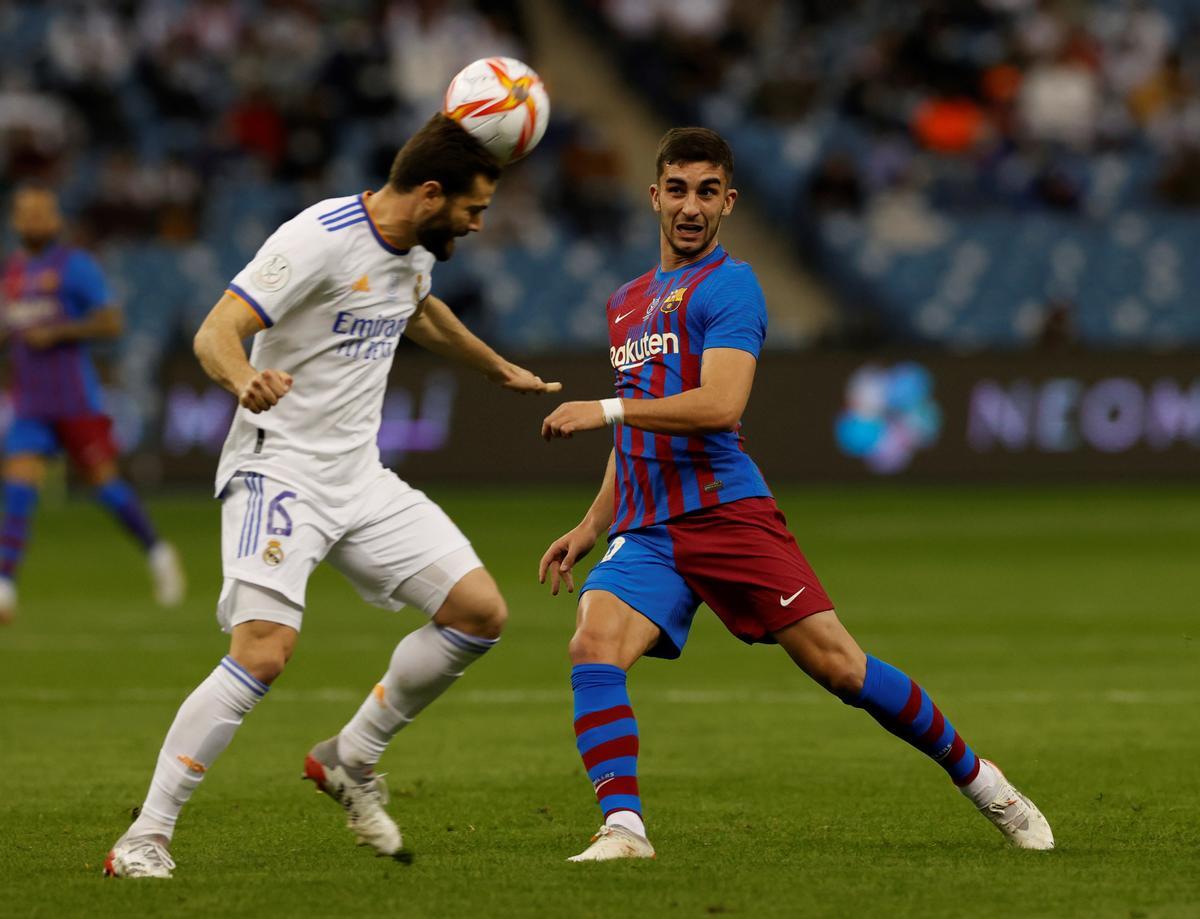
582, 496, 835, 657
5, 414, 119, 470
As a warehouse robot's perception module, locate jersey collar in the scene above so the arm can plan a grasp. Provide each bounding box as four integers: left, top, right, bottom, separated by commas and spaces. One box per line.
655, 244, 725, 281
361, 192, 411, 256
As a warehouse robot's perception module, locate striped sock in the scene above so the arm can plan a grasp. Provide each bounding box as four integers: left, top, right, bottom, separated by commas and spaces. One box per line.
95, 479, 158, 550
851, 654, 981, 787
572, 664, 643, 831
0, 482, 38, 579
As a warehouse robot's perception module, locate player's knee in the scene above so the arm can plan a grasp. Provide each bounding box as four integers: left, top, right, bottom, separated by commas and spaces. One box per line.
440, 590, 507, 640
820, 652, 866, 700
567, 626, 617, 666
233, 645, 290, 685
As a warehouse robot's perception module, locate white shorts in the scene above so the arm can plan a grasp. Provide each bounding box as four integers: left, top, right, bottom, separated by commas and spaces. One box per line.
216, 467, 482, 633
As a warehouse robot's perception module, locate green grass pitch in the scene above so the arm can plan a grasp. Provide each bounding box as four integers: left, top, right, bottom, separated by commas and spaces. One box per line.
1, 485, 1197, 918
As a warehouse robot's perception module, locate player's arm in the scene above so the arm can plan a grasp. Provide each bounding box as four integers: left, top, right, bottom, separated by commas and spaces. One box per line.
405, 293, 561, 394
193, 292, 293, 413
541, 347, 755, 440
20, 305, 122, 349
538, 449, 616, 595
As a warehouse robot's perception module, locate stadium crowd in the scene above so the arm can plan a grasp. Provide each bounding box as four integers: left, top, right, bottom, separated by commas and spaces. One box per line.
583, 0, 1200, 347
591, 0, 1200, 211
0, 0, 640, 354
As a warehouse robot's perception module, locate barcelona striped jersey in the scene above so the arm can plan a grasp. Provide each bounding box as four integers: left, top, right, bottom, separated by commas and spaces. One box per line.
608, 245, 770, 535
1, 244, 110, 418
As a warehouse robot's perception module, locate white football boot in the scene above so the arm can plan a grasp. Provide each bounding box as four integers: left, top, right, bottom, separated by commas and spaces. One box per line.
104, 833, 176, 878
148, 542, 185, 607
568, 825, 656, 862
0, 576, 15, 624
303, 738, 408, 861
974, 759, 1054, 850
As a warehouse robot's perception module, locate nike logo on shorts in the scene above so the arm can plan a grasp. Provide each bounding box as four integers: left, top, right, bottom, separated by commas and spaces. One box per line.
779, 587, 806, 607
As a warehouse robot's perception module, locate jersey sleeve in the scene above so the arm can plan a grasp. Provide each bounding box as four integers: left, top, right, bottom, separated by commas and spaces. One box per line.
227, 216, 332, 328
697, 267, 768, 358
416, 252, 434, 301
62, 251, 112, 316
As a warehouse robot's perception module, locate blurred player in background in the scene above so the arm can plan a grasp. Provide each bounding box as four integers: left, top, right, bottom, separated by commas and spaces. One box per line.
105, 114, 560, 879
539, 128, 1053, 860
0, 186, 185, 624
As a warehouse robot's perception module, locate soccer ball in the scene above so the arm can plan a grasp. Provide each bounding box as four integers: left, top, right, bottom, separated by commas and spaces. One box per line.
443, 57, 550, 165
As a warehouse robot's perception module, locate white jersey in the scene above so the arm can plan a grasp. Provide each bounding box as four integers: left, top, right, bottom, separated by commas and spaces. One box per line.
216, 193, 435, 505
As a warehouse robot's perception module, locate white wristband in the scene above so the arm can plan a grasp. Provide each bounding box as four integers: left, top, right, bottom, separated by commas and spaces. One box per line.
599, 398, 624, 425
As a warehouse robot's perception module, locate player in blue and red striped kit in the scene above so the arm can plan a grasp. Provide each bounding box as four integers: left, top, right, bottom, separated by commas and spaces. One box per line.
539, 128, 1053, 860
0, 185, 184, 623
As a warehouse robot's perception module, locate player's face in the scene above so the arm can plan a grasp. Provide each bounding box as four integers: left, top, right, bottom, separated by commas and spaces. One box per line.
650, 162, 736, 261
11, 189, 63, 251
417, 174, 495, 261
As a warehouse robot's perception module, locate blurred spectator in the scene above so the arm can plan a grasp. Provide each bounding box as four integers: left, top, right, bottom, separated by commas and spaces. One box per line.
1017, 43, 1102, 148
807, 152, 865, 214
384, 0, 521, 118
1036, 297, 1076, 349
555, 121, 628, 240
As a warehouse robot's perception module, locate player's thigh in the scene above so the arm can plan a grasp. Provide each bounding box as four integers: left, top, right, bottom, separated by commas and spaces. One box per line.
325, 473, 477, 615
54, 414, 119, 476
577, 527, 700, 661
217, 473, 334, 632
4, 419, 59, 482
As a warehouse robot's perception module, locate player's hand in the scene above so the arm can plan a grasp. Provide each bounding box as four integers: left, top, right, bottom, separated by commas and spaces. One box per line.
21, 325, 63, 349
488, 360, 562, 395
541, 401, 605, 440
538, 523, 599, 596
238, 368, 293, 413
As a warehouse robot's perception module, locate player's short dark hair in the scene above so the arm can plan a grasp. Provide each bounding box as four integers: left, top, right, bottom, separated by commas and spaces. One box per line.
656, 128, 734, 182
388, 114, 501, 198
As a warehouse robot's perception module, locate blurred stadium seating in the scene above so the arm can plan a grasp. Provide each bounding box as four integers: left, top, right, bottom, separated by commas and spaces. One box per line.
0, 0, 657, 366
578, 0, 1200, 347
4, 0, 1200, 362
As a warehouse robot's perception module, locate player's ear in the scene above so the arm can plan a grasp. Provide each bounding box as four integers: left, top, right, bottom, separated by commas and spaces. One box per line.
649, 183, 661, 213
723, 187, 737, 216
419, 180, 445, 206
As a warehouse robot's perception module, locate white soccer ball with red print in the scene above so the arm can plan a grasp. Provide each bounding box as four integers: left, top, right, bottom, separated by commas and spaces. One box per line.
443, 57, 550, 165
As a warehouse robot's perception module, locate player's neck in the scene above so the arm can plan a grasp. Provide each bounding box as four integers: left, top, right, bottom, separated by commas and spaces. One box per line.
659, 237, 720, 273
363, 187, 418, 250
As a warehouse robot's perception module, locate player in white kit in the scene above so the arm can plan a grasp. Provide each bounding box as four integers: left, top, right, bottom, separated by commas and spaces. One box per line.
105, 115, 559, 878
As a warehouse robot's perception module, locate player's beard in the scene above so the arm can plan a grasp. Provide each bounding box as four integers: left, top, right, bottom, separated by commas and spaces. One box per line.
416, 208, 461, 261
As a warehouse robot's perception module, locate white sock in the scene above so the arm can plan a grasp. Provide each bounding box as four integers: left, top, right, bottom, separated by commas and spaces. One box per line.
960, 759, 1001, 807
336, 622, 497, 770
606, 809, 647, 839
128, 656, 268, 840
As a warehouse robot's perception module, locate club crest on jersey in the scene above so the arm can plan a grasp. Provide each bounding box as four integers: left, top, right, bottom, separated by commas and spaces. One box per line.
254, 254, 291, 292
660, 287, 687, 313
262, 539, 285, 566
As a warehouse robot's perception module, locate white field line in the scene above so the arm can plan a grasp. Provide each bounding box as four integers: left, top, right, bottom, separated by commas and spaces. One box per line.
0, 687, 1196, 706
